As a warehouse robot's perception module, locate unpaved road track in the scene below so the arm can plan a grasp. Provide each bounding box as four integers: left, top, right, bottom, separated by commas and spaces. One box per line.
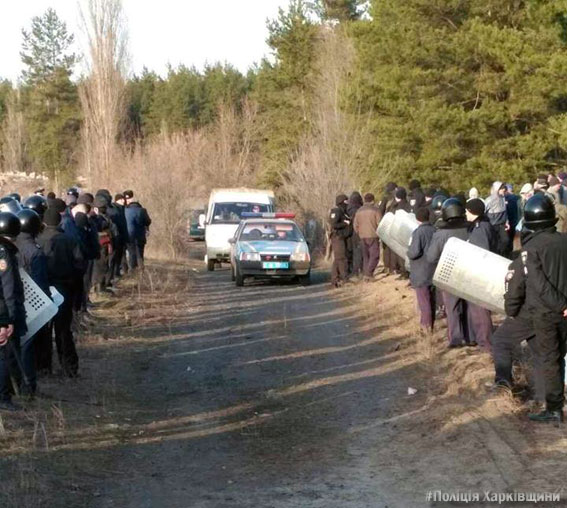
89, 248, 424, 507
7, 245, 559, 508
14, 244, 427, 508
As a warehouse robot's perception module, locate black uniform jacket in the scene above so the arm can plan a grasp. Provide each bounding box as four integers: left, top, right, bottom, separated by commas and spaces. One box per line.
329, 205, 351, 239
0, 237, 26, 335
521, 227, 567, 317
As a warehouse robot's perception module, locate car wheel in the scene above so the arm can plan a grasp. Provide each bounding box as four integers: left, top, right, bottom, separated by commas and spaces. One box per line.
299, 272, 311, 286
207, 258, 216, 272
230, 264, 236, 281
235, 265, 244, 287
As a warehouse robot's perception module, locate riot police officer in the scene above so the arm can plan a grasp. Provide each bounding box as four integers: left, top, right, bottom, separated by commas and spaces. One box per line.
521, 194, 567, 422
0, 212, 27, 411
329, 193, 351, 288
426, 198, 470, 347
16, 209, 49, 395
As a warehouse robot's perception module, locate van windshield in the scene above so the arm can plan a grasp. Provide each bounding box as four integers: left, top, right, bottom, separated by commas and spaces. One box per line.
211, 203, 271, 224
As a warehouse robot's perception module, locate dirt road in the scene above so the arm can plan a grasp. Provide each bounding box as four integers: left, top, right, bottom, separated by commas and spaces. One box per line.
4, 244, 567, 507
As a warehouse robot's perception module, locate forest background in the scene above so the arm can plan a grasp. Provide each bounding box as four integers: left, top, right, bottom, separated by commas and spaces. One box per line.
1, 0, 567, 255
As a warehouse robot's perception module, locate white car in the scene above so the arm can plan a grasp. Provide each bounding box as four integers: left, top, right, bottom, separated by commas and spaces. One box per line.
204, 188, 275, 271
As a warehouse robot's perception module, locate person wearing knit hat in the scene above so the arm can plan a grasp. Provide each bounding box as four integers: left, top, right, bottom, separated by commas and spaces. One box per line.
465, 198, 496, 350
37, 205, 84, 377
329, 193, 351, 287
353, 192, 382, 281
408, 207, 436, 334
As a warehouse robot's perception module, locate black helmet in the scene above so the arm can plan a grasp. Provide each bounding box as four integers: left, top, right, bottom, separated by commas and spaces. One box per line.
7, 193, 21, 203
17, 209, 41, 236
0, 212, 21, 238
0, 197, 23, 215
441, 198, 466, 222
23, 195, 47, 218
431, 193, 448, 212
523, 193, 557, 231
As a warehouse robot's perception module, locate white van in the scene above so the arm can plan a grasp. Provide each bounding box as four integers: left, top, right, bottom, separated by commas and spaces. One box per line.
204, 188, 275, 271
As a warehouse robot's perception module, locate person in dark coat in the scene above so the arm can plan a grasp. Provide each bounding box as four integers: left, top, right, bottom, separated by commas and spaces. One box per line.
347, 192, 363, 278
464, 199, 495, 350
109, 193, 129, 280
91, 195, 117, 293
407, 208, 436, 333
504, 184, 520, 253
520, 194, 567, 422
15, 210, 49, 395
0, 212, 27, 411
426, 198, 471, 347
408, 180, 426, 213
329, 193, 351, 287
37, 209, 84, 377
490, 255, 543, 401
124, 190, 151, 270
378, 182, 397, 275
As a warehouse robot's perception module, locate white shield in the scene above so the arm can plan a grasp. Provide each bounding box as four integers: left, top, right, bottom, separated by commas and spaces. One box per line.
433, 237, 509, 313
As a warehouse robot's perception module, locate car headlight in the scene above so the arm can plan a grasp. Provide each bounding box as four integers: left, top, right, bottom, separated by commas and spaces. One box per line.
291, 252, 310, 262
240, 252, 261, 262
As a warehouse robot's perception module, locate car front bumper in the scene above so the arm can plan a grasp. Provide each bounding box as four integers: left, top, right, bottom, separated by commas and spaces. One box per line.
238, 260, 310, 277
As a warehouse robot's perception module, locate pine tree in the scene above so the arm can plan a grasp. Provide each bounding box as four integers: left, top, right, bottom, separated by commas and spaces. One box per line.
347, 0, 567, 193
20, 9, 80, 182
253, 0, 319, 186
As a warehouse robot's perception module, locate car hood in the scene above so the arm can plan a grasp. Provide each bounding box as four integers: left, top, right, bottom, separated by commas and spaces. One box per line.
240, 240, 306, 254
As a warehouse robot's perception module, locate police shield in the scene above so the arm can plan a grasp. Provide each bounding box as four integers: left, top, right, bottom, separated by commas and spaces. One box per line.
377, 210, 419, 267
433, 237, 509, 314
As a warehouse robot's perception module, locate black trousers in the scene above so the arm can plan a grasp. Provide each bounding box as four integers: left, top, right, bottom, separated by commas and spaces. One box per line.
127, 240, 146, 270
110, 242, 125, 279
349, 234, 363, 276
0, 337, 21, 402
534, 318, 567, 412
53, 284, 79, 377
492, 316, 543, 399
331, 235, 348, 284
34, 324, 52, 374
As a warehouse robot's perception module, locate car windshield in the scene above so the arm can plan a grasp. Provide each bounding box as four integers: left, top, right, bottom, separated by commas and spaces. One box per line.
212, 203, 271, 224
239, 222, 304, 242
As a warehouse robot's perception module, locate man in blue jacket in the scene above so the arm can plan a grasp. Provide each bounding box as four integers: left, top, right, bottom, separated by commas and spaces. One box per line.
124, 190, 151, 270
408, 207, 436, 333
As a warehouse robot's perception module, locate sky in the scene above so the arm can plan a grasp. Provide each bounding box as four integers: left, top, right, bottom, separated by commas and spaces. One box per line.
0, 0, 290, 82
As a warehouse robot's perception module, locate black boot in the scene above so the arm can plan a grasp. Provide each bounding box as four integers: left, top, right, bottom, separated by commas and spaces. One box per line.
528, 409, 563, 423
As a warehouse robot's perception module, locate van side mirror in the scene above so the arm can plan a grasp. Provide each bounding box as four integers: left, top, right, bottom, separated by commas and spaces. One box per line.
228, 238, 236, 245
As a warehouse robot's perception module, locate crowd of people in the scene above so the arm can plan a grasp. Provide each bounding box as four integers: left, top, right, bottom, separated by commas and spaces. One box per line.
0, 187, 151, 412
329, 174, 567, 423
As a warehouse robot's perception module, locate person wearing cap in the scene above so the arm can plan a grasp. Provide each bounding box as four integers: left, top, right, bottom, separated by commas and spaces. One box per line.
34, 188, 45, 197
329, 193, 351, 288
426, 198, 471, 347
91, 195, 117, 293
0, 211, 27, 411
407, 207, 436, 334
124, 190, 152, 270
99, 191, 128, 283
485, 181, 510, 257
464, 199, 496, 350
520, 194, 567, 422
37, 208, 84, 377
353, 193, 382, 281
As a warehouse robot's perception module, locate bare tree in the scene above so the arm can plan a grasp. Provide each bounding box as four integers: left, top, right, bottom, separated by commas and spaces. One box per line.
1, 90, 28, 174
79, 0, 128, 186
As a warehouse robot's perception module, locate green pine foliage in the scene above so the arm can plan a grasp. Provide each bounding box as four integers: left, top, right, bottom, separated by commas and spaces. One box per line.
347, 0, 567, 193
252, 0, 319, 187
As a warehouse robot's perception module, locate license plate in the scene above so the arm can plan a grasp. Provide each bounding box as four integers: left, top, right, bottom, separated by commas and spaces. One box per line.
262, 262, 289, 269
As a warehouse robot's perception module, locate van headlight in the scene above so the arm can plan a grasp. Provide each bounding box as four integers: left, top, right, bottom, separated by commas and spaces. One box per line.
291, 252, 310, 262
240, 252, 261, 262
